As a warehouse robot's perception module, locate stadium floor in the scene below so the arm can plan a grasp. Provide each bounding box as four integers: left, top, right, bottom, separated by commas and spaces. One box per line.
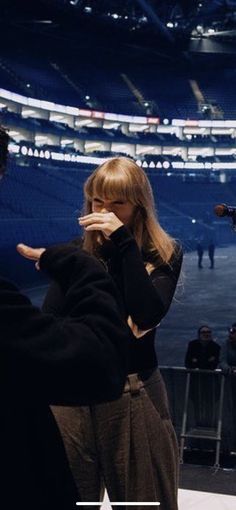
100, 486, 236, 509
177, 488, 236, 510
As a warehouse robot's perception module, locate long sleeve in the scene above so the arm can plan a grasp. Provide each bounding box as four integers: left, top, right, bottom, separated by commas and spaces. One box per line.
0, 243, 128, 405
42, 280, 65, 316
184, 342, 195, 369
110, 226, 183, 330
185, 340, 221, 370
210, 343, 221, 370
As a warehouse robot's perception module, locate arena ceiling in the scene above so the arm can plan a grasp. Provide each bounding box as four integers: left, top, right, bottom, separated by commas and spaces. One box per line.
1, 1, 236, 66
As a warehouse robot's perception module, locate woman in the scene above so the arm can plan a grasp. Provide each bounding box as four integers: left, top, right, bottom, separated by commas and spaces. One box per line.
44, 157, 183, 510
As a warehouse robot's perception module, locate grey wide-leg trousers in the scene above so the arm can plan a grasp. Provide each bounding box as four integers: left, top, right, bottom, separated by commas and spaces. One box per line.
51, 369, 179, 510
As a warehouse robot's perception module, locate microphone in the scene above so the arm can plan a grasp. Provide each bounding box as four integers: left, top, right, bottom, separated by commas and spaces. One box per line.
214, 203, 236, 218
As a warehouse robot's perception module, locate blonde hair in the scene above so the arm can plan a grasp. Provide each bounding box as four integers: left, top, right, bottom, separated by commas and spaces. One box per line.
82, 157, 177, 266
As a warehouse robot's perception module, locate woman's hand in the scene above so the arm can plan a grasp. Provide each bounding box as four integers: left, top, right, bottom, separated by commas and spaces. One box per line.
17, 243, 46, 270
79, 212, 123, 237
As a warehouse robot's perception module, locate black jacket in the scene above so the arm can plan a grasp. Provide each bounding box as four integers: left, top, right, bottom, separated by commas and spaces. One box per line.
0, 243, 129, 510
185, 339, 221, 370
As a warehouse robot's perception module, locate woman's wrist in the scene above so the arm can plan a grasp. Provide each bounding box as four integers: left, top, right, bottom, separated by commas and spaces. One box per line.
109, 225, 132, 244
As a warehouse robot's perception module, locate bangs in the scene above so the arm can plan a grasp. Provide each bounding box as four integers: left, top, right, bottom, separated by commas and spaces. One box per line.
86, 166, 137, 203
83, 156, 176, 265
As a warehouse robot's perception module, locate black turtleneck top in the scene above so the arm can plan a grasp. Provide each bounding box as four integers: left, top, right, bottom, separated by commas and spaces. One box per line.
43, 226, 183, 373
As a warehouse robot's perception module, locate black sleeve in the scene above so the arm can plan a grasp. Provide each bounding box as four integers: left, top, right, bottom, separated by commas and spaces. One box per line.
209, 344, 221, 370
0, 244, 128, 405
184, 342, 196, 369
110, 226, 183, 330
42, 280, 64, 316
41, 236, 87, 316
216, 344, 221, 367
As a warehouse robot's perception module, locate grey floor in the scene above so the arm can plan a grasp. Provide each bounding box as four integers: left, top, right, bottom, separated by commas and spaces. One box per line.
179, 464, 236, 496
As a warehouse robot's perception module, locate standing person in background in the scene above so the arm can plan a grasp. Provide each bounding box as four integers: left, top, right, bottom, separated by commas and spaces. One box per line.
44, 157, 183, 510
196, 241, 204, 269
185, 325, 221, 370
208, 240, 215, 269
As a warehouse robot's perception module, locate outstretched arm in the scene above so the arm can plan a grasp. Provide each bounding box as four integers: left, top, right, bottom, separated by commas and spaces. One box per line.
1, 244, 128, 405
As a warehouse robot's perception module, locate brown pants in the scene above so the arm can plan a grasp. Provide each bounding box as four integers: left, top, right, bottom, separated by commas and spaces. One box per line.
51, 369, 179, 510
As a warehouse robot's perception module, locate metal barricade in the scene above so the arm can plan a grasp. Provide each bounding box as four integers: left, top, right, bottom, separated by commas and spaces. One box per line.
179, 369, 225, 468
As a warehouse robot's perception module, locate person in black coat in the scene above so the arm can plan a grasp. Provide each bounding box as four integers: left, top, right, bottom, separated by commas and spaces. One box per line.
185, 325, 221, 370
208, 241, 215, 269
0, 128, 129, 510
196, 241, 204, 269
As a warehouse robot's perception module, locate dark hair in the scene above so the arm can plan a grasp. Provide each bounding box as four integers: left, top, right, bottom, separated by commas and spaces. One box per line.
198, 325, 211, 336
0, 126, 9, 177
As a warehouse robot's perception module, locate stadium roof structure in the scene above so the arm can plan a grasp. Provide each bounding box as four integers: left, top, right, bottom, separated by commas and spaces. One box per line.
2, 0, 236, 64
